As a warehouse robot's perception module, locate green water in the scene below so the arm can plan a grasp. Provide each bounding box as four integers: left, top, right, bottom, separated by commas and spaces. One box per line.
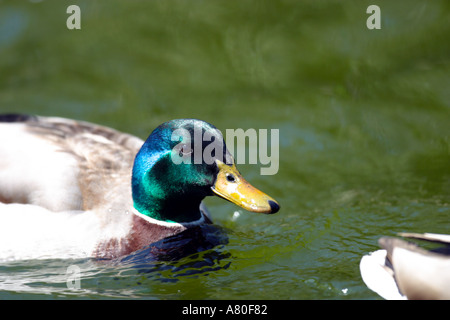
0, 0, 449, 300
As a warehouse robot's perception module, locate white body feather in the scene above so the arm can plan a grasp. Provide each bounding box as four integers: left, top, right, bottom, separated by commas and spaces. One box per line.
0, 123, 83, 211
359, 249, 406, 300
0, 118, 142, 261
360, 234, 450, 300
0, 203, 100, 261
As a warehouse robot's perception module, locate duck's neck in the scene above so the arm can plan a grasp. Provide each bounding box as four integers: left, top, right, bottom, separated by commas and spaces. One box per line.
133, 192, 203, 224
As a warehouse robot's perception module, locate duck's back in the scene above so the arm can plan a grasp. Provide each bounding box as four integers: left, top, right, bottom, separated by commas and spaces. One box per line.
0, 114, 144, 212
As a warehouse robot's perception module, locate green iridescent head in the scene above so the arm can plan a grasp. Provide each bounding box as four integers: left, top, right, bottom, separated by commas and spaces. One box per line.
131, 119, 279, 223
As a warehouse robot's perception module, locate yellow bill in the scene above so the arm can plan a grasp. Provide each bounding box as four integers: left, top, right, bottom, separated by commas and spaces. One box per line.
211, 160, 280, 214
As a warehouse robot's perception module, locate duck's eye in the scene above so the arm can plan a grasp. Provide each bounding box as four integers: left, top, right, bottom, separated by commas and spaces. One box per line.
178, 144, 192, 157
226, 173, 236, 183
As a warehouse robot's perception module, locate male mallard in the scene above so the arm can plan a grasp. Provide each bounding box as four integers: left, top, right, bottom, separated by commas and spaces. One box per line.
0, 114, 279, 261
360, 233, 450, 300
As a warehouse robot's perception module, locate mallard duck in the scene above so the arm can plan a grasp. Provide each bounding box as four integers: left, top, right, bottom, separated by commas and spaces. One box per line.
0, 114, 279, 261
360, 233, 450, 300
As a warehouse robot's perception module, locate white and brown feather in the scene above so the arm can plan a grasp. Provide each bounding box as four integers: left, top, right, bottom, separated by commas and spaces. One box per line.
0, 115, 205, 261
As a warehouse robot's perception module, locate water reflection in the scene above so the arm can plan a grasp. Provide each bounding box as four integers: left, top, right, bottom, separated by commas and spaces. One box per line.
116, 224, 232, 282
